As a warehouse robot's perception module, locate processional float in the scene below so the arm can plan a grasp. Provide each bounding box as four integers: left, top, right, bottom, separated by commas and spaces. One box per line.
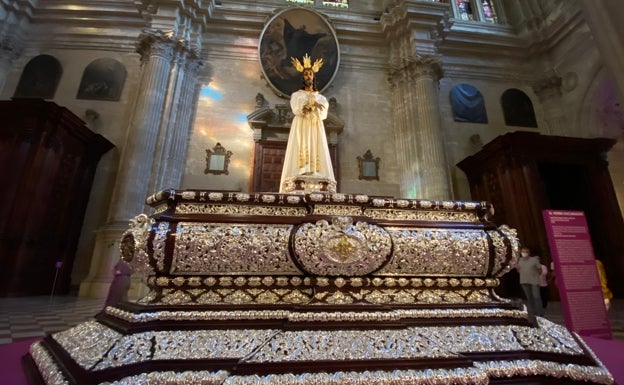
24, 189, 613, 384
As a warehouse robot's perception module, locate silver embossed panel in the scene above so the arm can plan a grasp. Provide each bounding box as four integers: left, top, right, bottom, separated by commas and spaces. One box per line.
248, 329, 458, 362
293, 218, 392, 276
378, 228, 489, 276
172, 223, 302, 275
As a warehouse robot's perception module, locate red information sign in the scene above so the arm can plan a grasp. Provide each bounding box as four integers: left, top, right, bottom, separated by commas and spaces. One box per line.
542, 210, 611, 339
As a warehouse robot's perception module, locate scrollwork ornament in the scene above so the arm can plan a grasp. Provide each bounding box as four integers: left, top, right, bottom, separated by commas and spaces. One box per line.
120, 214, 155, 276
293, 219, 392, 276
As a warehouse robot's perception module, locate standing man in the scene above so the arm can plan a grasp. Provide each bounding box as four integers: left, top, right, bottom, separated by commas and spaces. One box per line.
280, 54, 336, 193
516, 246, 543, 321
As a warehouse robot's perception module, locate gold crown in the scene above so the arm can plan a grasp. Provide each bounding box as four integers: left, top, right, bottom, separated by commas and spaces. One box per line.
291, 53, 324, 73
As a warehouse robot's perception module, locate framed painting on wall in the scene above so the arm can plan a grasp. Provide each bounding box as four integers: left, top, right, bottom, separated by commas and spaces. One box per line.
258, 7, 340, 98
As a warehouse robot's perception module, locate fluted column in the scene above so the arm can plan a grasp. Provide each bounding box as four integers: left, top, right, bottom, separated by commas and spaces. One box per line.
381, 0, 450, 200
80, 31, 177, 298
409, 57, 451, 200
532, 72, 567, 136
107, 31, 175, 221
160, 56, 202, 189
389, 65, 423, 198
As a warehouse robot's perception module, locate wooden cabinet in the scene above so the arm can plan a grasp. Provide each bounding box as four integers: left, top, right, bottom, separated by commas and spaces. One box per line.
457, 131, 624, 298
0, 99, 113, 296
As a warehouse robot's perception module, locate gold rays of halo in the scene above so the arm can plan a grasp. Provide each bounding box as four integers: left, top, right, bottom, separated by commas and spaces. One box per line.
291, 53, 324, 73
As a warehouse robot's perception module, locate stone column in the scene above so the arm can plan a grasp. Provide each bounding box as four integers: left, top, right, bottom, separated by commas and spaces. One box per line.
408, 56, 451, 200
532, 72, 567, 136
160, 56, 202, 189
389, 65, 419, 198
79, 31, 178, 298
108, 30, 176, 221
381, 1, 450, 200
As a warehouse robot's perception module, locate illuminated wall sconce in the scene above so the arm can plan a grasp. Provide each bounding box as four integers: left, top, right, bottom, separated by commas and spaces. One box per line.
205, 142, 233, 175
357, 149, 380, 181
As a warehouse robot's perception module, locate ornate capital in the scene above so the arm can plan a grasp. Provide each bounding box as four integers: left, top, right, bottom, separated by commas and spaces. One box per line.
408, 55, 443, 81
136, 31, 175, 62
1, 35, 23, 62
136, 29, 200, 63
531, 72, 563, 102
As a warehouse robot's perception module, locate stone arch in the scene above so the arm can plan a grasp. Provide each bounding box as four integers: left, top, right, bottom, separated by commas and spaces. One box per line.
77, 58, 127, 101
449, 83, 488, 123
501, 88, 537, 127
13, 54, 62, 99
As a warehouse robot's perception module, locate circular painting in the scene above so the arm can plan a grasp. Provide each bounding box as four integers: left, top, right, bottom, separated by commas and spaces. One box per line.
258, 7, 340, 98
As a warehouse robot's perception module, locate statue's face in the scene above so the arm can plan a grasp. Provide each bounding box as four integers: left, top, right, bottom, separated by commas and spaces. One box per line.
303, 69, 314, 86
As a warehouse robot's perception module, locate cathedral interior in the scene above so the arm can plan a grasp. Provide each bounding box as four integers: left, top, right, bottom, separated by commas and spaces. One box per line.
1, 0, 623, 309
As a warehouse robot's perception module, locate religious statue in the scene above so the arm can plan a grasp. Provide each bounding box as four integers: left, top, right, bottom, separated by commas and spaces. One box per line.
279, 54, 337, 193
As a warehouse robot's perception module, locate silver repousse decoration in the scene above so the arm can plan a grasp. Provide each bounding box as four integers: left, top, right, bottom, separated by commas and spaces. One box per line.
106, 370, 230, 385
52, 321, 122, 369
87, 329, 280, 369
120, 214, 155, 276
153, 221, 169, 271
29, 343, 69, 385
490, 225, 519, 276
248, 329, 458, 362
172, 223, 301, 275
27, 190, 613, 385
311, 204, 363, 216
104, 306, 527, 323
176, 203, 307, 216
293, 217, 392, 276
378, 228, 489, 276
223, 369, 489, 385
365, 208, 477, 222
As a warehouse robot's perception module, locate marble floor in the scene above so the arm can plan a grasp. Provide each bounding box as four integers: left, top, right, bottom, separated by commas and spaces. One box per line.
0, 295, 623, 345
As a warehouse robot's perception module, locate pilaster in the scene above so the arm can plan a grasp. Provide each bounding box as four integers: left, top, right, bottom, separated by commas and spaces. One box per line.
409, 56, 451, 200
532, 72, 567, 136
107, 31, 176, 222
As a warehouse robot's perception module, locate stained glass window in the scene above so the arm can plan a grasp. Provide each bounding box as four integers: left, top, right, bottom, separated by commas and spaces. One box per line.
286, 0, 314, 5
481, 0, 498, 23
322, 0, 348, 8
286, 0, 348, 7
454, 0, 502, 23
456, 0, 475, 21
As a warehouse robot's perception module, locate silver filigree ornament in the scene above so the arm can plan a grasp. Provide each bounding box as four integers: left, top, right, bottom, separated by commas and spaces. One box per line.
293, 218, 392, 276
378, 228, 489, 277
171, 223, 301, 275
120, 214, 155, 276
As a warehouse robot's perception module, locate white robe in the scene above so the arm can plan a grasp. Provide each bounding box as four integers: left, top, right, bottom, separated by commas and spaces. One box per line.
279, 89, 335, 193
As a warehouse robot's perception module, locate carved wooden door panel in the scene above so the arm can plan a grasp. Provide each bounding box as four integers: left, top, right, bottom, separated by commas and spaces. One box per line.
252, 140, 339, 193
253, 141, 286, 193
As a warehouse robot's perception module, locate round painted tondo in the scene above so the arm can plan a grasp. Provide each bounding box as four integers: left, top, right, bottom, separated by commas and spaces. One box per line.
258, 7, 340, 98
